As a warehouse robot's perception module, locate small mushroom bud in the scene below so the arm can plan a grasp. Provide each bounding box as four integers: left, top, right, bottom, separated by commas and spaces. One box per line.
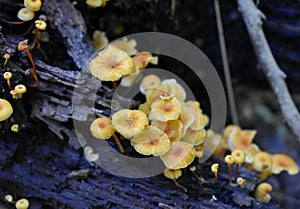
224, 154, 235, 183
4, 194, 13, 203
11, 124, 19, 133
15, 198, 30, 209
35, 20, 47, 30
237, 177, 245, 186
3, 72, 12, 89
17, 8, 34, 21
211, 163, 219, 179
3, 54, 10, 66
15, 84, 27, 99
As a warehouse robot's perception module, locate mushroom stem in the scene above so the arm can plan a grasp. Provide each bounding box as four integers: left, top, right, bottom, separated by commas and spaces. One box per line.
258, 170, 272, 182
228, 165, 232, 184
30, 29, 41, 49
234, 164, 239, 181
0, 17, 25, 25
112, 134, 124, 153
172, 179, 187, 193
24, 46, 39, 87
113, 81, 118, 91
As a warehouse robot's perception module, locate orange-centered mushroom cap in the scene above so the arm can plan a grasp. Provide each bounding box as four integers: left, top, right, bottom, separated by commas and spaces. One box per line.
0, 98, 13, 121
160, 141, 196, 169
90, 45, 136, 81
132, 52, 158, 70
149, 97, 182, 121
131, 126, 170, 156
90, 117, 115, 139
271, 154, 299, 175
252, 151, 273, 172
139, 74, 161, 95
112, 109, 148, 138
152, 119, 183, 142
146, 79, 176, 104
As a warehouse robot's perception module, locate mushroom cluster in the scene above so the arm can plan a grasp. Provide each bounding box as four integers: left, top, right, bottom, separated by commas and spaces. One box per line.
207, 125, 299, 202
89, 45, 211, 191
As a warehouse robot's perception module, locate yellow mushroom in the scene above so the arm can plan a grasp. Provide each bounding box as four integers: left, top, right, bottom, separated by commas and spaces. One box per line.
4, 194, 13, 203
139, 74, 161, 95
231, 149, 246, 180
145, 79, 176, 104
225, 154, 235, 183
3, 54, 10, 66
252, 151, 273, 172
111, 37, 137, 56
86, 0, 102, 7
93, 30, 108, 50
24, 0, 42, 11
160, 141, 196, 169
149, 97, 181, 121
255, 182, 273, 203
211, 163, 219, 179
11, 124, 19, 133
35, 20, 47, 30
179, 108, 195, 136
3, 72, 12, 89
112, 109, 148, 138
131, 126, 170, 156
181, 128, 206, 146
138, 102, 151, 115
162, 79, 186, 101
132, 52, 158, 71
163, 168, 187, 192
90, 117, 124, 153
151, 119, 183, 142
271, 154, 299, 175
237, 177, 245, 186
0, 98, 13, 121
90, 45, 136, 89
182, 101, 206, 130
15, 84, 27, 99
15, 198, 30, 209
17, 7, 35, 21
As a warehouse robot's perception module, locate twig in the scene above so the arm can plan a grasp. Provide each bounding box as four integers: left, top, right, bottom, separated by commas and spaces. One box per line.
214, 0, 240, 125
237, 0, 300, 140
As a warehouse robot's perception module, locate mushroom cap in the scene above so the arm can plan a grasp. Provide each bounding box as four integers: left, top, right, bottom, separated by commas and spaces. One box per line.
252, 151, 273, 172
18, 39, 29, 52
0, 99, 13, 121
231, 149, 246, 164
24, 0, 42, 11
237, 177, 245, 185
15, 85, 27, 94
223, 124, 241, 139
162, 79, 186, 101
146, 79, 176, 104
255, 182, 272, 203
93, 30, 108, 50
164, 168, 182, 180
224, 155, 235, 165
139, 74, 161, 95
11, 124, 19, 133
211, 163, 219, 173
228, 129, 257, 151
111, 37, 137, 56
181, 128, 206, 146
15, 198, 29, 209
4, 72, 12, 80
35, 20, 47, 30
138, 102, 151, 115
112, 109, 148, 138
17, 8, 35, 21
179, 108, 195, 136
271, 154, 299, 175
131, 126, 170, 156
90, 45, 136, 81
149, 97, 182, 121
160, 141, 196, 169
90, 117, 115, 139
182, 101, 206, 130
86, 0, 102, 7
152, 119, 183, 142
203, 130, 226, 156
133, 52, 158, 70
194, 144, 204, 158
